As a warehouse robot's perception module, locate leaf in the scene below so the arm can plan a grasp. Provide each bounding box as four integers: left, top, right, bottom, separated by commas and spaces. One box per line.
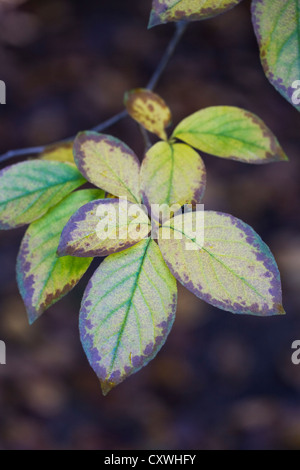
172, 106, 288, 163
149, 0, 243, 28
74, 132, 141, 204
252, 0, 300, 112
80, 238, 177, 395
40, 142, 75, 164
0, 160, 86, 230
140, 141, 206, 210
158, 210, 285, 316
58, 198, 151, 258
17, 189, 104, 324
124, 88, 172, 140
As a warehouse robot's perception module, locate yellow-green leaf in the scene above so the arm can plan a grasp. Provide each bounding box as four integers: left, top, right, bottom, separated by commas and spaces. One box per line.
158, 210, 285, 316
17, 189, 104, 324
74, 132, 141, 203
80, 238, 177, 395
0, 160, 86, 230
124, 88, 172, 140
149, 0, 243, 28
40, 142, 75, 164
252, 0, 300, 112
173, 106, 288, 163
140, 141, 206, 209
58, 198, 151, 258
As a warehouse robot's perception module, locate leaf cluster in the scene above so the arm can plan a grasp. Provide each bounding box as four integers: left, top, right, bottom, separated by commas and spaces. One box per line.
0, 90, 286, 393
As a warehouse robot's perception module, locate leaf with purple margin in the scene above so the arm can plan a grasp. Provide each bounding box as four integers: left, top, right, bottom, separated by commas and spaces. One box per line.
158, 210, 285, 316
80, 238, 177, 395
73, 132, 141, 203
57, 198, 151, 258
149, 0, 243, 28
173, 106, 288, 163
0, 160, 86, 230
140, 141, 206, 210
17, 189, 104, 324
252, 0, 300, 112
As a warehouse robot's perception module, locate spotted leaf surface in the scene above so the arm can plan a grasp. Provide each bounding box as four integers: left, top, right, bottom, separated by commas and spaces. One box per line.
252, 0, 300, 112
74, 132, 141, 203
124, 88, 172, 140
17, 189, 104, 324
0, 160, 86, 230
80, 238, 177, 395
149, 0, 243, 28
140, 142, 206, 210
40, 142, 75, 164
158, 211, 285, 316
58, 198, 151, 258
173, 106, 288, 163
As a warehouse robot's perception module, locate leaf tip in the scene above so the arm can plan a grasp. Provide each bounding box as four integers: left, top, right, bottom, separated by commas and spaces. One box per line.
274, 142, 289, 163
160, 130, 168, 141
100, 379, 116, 396
27, 308, 39, 326
275, 303, 286, 316
148, 10, 163, 29
280, 152, 289, 162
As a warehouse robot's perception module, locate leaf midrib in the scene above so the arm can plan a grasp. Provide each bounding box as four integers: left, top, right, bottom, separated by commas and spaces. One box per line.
108, 238, 151, 374
163, 224, 267, 301
176, 129, 270, 153
0, 177, 84, 206
166, 143, 174, 205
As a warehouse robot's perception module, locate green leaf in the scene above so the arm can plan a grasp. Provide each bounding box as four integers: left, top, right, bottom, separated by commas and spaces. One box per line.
40, 142, 75, 164
17, 189, 104, 324
172, 106, 288, 163
124, 88, 172, 140
140, 141, 206, 209
252, 0, 300, 112
158, 210, 285, 316
74, 131, 141, 204
58, 198, 151, 258
149, 0, 243, 28
80, 238, 177, 395
0, 160, 86, 230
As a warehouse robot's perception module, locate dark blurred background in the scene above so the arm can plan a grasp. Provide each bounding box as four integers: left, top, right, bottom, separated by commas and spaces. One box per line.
0, 0, 300, 450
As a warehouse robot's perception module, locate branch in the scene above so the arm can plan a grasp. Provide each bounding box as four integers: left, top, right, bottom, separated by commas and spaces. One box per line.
0, 21, 187, 164
0, 146, 46, 164
146, 20, 187, 91
91, 109, 128, 133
